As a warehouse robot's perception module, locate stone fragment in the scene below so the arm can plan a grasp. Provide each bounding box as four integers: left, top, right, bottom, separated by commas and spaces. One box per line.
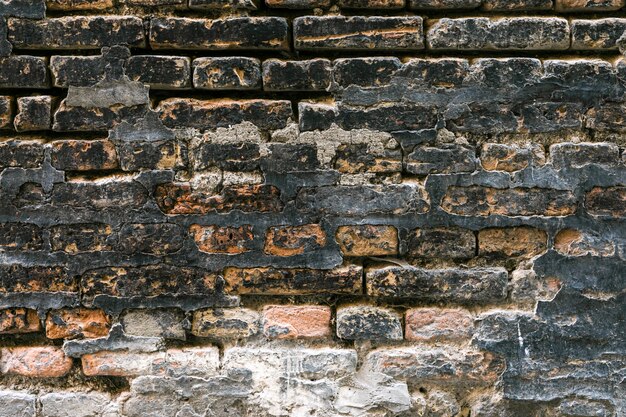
264, 224, 326, 256
336, 225, 398, 256
337, 305, 403, 341
190, 224, 254, 254
50, 140, 118, 171
46, 308, 111, 340
585, 186, 626, 217
407, 227, 476, 259
263, 59, 331, 91
126, 56, 191, 89
478, 227, 548, 258
294, 16, 424, 50
0, 391, 36, 417
367, 266, 508, 302
150, 17, 289, 50
14, 96, 51, 131
40, 392, 112, 417
121, 309, 186, 340
0, 308, 41, 334
0, 223, 43, 251
480, 143, 545, 171
333, 57, 402, 88
193, 57, 261, 90
262, 305, 331, 339
405, 308, 473, 342
0, 347, 73, 377
223, 265, 363, 295
191, 308, 260, 339
554, 229, 616, 257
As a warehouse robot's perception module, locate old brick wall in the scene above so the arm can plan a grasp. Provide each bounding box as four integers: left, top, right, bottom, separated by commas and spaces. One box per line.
0, 0, 625, 415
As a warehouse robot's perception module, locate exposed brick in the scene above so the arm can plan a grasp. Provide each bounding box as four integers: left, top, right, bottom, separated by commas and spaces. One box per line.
339, 0, 405, 8
336, 305, 402, 341
572, 19, 626, 50
406, 227, 476, 259
223, 265, 363, 294
550, 142, 620, 168
555, 0, 625, 11
50, 224, 114, 253
480, 143, 546, 172
0, 308, 41, 334
294, 16, 424, 51
0, 95, 12, 128
82, 347, 219, 377
0, 265, 76, 293
193, 57, 261, 90
554, 229, 616, 257
0, 140, 44, 168
409, 0, 480, 8
121, 309, 186, 340
191, 308, 260, 339
482, 0, 552, 10
117, 223, 185, 255
13, 96, 52, 132
265, 0, 330, 7
8, 16, 146, 49
441, 186, 578, 216
585, 186, 626, 217
336, 225, 398, 256
0, 347, 73, 377
150, 17, 289, 50
46, 0, 114, 9
46, 308, 111, 339
262, 305, 331, 339
264, 224, 326, 256
190, 224, 254, 254
51, 140, 118, 171
479, 227, 548, 258
126, 56, 191, 90
158, 98, 293, 131
0, 223, 43, 251
405, 308, 474, 342
405, 144, 476, 175
263, 59, 332, 91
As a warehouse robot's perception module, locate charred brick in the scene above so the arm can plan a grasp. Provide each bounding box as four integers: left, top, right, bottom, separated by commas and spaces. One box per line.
0, 140, 44, 169
406, 227, 476, 259
0, 56, 49, 89
126, 56, 191, 90
263, 59, 331, 91
50, 224, 114, 253
193, 57, 261, 90
336, 305, 402, 341
572, 19, 626, 50
51, 140, 118, 171
0, 223, 43, 251
117, 223, 185, 255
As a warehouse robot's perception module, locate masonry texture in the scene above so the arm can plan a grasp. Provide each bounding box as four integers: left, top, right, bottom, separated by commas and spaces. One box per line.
0, 0, 625, 416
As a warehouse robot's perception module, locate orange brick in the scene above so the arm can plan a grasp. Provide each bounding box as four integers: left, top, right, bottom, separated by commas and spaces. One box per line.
262, 305, 331, 339
264, 224, 326, 256
46, 308, 111, 340
336, 225, 398, 256
478, 227, 547, 258
0, 308, 41, 334
405, 308, 474, 342
190, 224, 254, 254
0, 347, 73, 377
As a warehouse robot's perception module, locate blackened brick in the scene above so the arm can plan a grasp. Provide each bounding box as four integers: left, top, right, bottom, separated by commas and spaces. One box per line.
0, 140, 44, 169
126, 56, 191, 90
0, 223, 43, 251
50, 55, 105, 88
0, 56, 49, 89
8, 16, 146, 49
150, 17, 289, 50
47, 0, 114, 10
14, 96, 52, 132
482, 0, 552, 10
50, 140, 118, 171
0, 0, 45, 18
409, 0, 480, 8
0, 96, 12, 128
0, 265, 76, 294
50, 224, 114, 253
571, 19, 626, 50
158, 98, 293, 131
193, 142, 261, 171
263, 59, 331, 91
294, 16, 424, 51
339, 0, 405, 8
189, 0, 259, 8
117, 223, 185, 255
333, 57, 402, 88
405, 144, 476, 175
193, 57, 261, 90
266, 0, 330, 7
50, 180, 148, 210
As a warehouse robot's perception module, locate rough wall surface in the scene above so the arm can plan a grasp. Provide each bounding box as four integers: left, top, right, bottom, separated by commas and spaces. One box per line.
0, 0, 625, 416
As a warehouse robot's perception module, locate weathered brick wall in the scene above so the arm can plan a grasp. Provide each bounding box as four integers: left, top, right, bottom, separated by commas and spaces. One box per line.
0, 0, 625, 415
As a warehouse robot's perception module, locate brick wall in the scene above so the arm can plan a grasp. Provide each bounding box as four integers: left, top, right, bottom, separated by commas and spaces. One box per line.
0, 0, 625, 416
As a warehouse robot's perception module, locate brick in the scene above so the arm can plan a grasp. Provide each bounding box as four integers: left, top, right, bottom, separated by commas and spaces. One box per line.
263, 59, 331, 91
126, 56, 191, 90
117, 223, 185, 255
50, 224, 114, 253
0, 347, 72, 377
554, 229, 616, 257
158, 98, 293, 131
116, 140, 182, 171
264, 224, 326, 256
405, 308, 474, 342
13, 96, 51, 132
189, 0, 259, 8
124, 0, 185, 4
585, 186, 626, 217
555, 0, 625, 11
190, 224, 254, 254
0, 56, 49, 89
82, 347, 219, 377
334, 143, 402, 174
478, 227, 548, 258
572, 19, 626, 51
8, 16, 145, 49
0, 0, 45, 18
366, 266, 508, 302
0, 391, 36, 417
191, 308, 260, 339
469, 57, 543, 89
333, 57, 402, 88
223, 264, 363, 295
550, 142, 620, 168
427, 18, 570, 51
406, 227, 476, 259
482, 0, 552, 10
339, 0, 404, 8
0, 265, 76, 293
336, 225, 398, 256
150, 17, 289, 50
193, 57, 261, 90
51, 140, 118, 171
121, 309, 186, 340
441, 186, 578, 217
0, 308, 41, 334
193, 142, 261, 171
46, 0, 114, 9
0, 140, 44, 168
0, 95, 11, 128
46, 308, 111, 339
0, 223, 43, 251
262, 305, 331, 339
40, 392, 111, 417
265, 0, 330, 7
336, 305, 402, 341
155, 183, 283, 214
480, 143, 546, 172
294, 16, 424, 51
405, 144, 476, 175
409, 0, 480, 8
50, 55, 105, 88
297, 184, 430, 216
49, 181, 148, 210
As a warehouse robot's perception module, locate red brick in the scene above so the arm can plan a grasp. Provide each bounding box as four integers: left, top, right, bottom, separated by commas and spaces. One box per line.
0, 308, 41, 334
264, 224, 326, 256
405, 308, 473, 342
336, 225, 398, 256
46, 308, 111, 340
190, 224, 254, 254
262, 305, 331, 339
0, 347, 73, 377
